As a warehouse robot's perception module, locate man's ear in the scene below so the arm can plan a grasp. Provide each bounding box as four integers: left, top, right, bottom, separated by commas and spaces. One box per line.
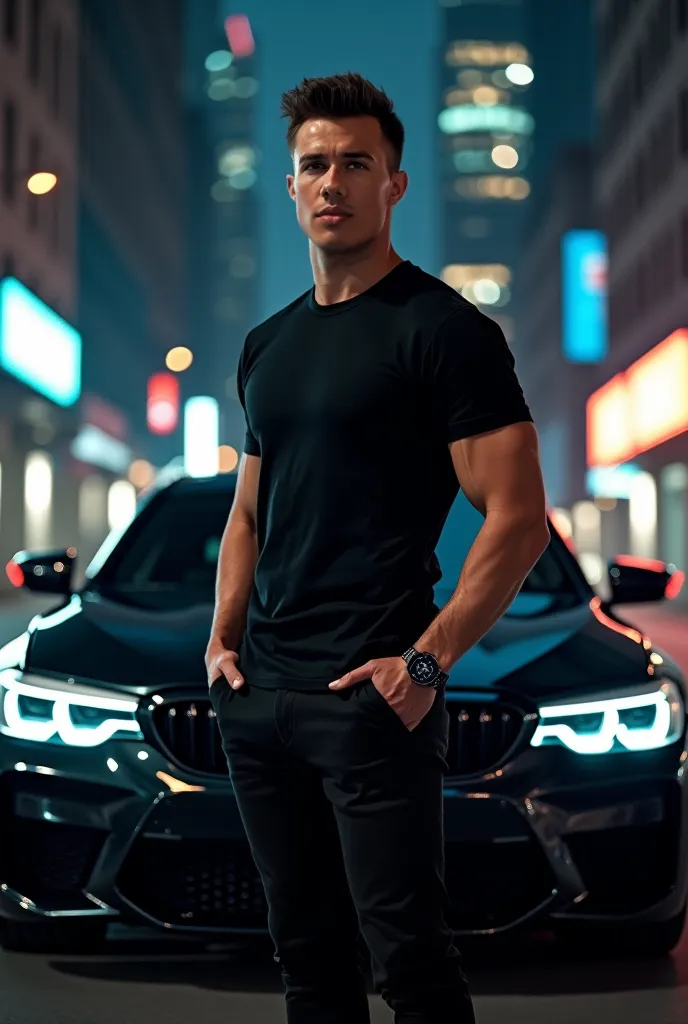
389, 170, 408, 207
286, 174, 296, 201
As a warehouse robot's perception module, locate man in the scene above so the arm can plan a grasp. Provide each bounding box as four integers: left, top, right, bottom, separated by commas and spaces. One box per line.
205, 72, 549, 1024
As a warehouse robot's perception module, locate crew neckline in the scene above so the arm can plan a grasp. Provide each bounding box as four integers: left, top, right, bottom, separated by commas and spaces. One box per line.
306, 260, 412, 316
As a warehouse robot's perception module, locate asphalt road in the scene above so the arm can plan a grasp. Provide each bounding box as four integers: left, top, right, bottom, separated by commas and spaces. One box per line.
1, 593, 688, 1022
0, 924, 686, 1023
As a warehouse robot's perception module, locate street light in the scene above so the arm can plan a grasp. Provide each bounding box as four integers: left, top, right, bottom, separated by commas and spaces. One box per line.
6, 170, 59, 195
27, 172, 58, 195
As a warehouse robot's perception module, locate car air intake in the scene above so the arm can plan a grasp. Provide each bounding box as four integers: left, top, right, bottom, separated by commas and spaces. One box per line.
153, 695, 528, 779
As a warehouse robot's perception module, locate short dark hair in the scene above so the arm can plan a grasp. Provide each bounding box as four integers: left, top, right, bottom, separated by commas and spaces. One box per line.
280, 72, 405, 172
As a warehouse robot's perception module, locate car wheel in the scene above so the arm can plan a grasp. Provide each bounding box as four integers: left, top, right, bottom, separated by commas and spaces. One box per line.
0, 916, 108, 954
556, 905, 686, 958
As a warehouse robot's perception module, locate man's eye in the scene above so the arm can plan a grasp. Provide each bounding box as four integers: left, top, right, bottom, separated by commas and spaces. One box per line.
348, 161, 367, 169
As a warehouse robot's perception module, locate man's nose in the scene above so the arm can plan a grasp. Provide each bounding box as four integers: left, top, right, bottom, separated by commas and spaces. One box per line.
321, 172, 345, 201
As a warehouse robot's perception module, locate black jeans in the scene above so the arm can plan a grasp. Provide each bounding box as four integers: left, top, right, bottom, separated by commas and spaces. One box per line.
210, 677, 475, 1024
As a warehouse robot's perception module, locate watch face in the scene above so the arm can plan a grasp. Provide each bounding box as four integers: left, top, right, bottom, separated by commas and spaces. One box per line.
411, 654, 438, 684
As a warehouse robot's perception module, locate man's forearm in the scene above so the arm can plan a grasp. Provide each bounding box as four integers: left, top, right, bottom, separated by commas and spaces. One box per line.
415, 509, 550, 674
210, 517, 258, 651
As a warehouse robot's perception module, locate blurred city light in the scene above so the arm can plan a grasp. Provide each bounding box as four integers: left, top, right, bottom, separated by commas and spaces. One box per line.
454, 175, 530, 199
128, 459, 155, 489
438, 104, 534, 135
27, 172, 57, 195
24, 451, 52, 548
562, 230, 608, 363
207, 78, 235, 102
629, 472, 658, 559
472, 279, 501, 305
147, 373, 179, 435
225, 14, 255, 57
184, 396, 219, 478
70, 424, 131, 474
587, 331, 688, 466
586, 464, 641, 499
165, 346, 193, 372
472, 85, 500, 106
445, 42, 529, 67
107, 480, 137, 532
0, 277, 81, 407
218, 445, 239, 473
505, 63, 534, 86
491, 144, 519, 169
205, 50, 232, 72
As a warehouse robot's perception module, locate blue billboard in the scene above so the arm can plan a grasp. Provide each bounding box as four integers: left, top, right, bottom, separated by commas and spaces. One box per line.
562, 229, 608, 363
0, 276, 81, 406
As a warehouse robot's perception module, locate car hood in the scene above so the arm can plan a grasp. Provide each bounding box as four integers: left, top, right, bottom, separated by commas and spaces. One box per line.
17, 589, 656, 702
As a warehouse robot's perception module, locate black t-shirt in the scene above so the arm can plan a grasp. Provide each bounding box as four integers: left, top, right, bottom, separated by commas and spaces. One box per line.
236, 260, 532, 691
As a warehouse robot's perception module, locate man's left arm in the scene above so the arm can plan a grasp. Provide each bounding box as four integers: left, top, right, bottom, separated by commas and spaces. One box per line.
414, 420, 550, 674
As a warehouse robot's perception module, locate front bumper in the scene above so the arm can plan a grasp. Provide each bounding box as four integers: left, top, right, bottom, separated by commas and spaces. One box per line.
1, 726, 687, 937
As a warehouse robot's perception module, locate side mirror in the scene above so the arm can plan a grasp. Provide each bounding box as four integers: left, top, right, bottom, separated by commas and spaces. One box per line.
608, 555, 685, 605
5, 548, 76, 595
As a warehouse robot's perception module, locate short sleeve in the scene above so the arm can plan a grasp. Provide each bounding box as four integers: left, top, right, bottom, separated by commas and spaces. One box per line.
236, 340, 261, 457
424, 305, 533, 444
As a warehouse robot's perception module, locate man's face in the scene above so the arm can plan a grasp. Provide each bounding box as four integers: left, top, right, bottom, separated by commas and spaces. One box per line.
287, 116, 407, 255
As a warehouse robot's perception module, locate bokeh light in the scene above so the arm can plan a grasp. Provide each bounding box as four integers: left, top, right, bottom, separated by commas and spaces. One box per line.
205, 50, 232, 72
491, 144, 519, 169
165, 346, 193, 372
505, 63, 534, 86
128, 459, 155, 489
27, 172, 57, 195
218, 445, 239, 473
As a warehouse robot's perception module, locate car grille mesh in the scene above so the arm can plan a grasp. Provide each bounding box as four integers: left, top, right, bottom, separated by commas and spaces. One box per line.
153, 696, 526, 778
445, 698, 527, 777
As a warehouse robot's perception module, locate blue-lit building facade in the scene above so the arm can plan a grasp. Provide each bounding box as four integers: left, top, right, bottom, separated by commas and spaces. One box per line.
438, 0, 533, 350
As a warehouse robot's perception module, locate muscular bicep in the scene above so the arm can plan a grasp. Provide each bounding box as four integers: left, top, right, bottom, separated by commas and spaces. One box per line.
449, 421, 547, 521
229, 453, 261, 531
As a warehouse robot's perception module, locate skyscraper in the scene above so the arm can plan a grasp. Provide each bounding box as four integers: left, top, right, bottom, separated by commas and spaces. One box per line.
437, 0, 533, 347
184, 1, 260, 456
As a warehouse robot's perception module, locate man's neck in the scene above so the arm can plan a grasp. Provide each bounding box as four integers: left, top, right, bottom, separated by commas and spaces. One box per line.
310, 243, 404, 306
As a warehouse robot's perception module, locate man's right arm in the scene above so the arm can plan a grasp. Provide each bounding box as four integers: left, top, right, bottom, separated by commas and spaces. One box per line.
205, 453, 261, 689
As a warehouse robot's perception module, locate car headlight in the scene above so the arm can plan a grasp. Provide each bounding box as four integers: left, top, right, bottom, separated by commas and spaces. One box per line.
0, 668, 143, 748
530, 680, 684, 754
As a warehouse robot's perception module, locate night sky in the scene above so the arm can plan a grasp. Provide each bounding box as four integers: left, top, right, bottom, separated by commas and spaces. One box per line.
220, 0, 442, 320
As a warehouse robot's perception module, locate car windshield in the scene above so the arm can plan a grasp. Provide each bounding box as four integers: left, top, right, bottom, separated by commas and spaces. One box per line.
88, 487, 584, 610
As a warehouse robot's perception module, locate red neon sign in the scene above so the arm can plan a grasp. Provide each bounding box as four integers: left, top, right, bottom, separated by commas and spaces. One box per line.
147, 373, 179, 435
587, 329, 688, 466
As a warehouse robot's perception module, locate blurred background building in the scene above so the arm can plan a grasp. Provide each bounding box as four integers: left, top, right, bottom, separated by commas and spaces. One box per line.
184, 0, 260, 458
0, 0, 80, 572
438, 0, 533, 349
2, 0, 688, 603
580, 0, 688, 600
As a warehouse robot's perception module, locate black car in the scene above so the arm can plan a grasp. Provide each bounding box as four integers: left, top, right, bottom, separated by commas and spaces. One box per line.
0, 474, 686, 954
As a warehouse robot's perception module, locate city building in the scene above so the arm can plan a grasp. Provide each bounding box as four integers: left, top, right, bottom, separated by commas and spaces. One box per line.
437, 0, 534, 347
184, 2, 260, 459
587, 0, 688, 599
0, 0, 81, 590
74, 0, 189, 564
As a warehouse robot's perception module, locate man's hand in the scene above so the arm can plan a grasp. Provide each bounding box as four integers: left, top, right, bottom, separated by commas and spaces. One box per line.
205, 638, 245, 692
329, 657, 435, 730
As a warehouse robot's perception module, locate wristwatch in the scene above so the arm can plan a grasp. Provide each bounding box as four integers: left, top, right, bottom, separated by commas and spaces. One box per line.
402, 647, 449, 689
